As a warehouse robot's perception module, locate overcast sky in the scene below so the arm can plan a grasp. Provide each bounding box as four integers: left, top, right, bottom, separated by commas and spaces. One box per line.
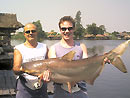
1, 0, 130, 33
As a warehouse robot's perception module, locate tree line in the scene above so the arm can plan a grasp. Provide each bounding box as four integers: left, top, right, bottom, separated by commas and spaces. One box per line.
12, 11, 130, 41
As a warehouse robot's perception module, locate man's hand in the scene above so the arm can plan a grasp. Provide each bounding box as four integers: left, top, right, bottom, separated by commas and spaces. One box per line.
38, 70, 50, 82
104, 57, 111, 64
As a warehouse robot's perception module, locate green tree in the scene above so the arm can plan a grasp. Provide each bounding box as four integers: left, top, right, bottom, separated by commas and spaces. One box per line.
86, 23, 106, 36
87, 23, 98, 36
33, 20, 47, 41
74, 11, 85, 39
11, 32, 25, 40
112, 31, 119, 36
98, 25, 106, 35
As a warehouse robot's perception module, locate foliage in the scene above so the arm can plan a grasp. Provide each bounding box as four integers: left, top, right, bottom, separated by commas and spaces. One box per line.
86, 23, 106, 36
127, 32, 130, 35
74, 11, 85, 39
87, 23, 98, 36
112, 31, 119, 36
11, 11, 129, 40
109, 33, 118, 40
33, 20, 47, 41
110, 31, 119, 40
50, 30, 57, 35
99, 25, 106, 35
11, 20, 47, 41
11, 32, 25, 40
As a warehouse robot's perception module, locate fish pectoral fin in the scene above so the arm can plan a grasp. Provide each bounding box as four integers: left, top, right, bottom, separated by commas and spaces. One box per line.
67, 82, 72, 93
85, 61, 105, 85
61, 82, 79, 93
85, 70, 101, 85
111, 56, 127, 73
61, 51, 76, 61
61, 82, 72, 93
85, 71, 101, 85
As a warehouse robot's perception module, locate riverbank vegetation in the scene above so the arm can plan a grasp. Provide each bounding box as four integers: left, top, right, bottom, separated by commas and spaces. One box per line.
11, 11, 130, 41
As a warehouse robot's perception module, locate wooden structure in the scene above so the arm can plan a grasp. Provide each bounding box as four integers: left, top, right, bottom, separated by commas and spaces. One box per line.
0, 13, 23, 46
0, 13, 23, 97
0, 13, 23, 69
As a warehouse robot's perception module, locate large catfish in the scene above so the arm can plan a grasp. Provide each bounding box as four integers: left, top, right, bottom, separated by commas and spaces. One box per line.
22, 40, 129, 88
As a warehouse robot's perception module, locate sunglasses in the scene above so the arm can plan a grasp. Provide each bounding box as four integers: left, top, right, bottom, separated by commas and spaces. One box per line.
25, 30, 36, 34
60, 27, 73, 31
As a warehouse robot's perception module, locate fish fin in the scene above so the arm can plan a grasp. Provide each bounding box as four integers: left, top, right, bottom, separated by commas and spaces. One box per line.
67, 82, 72, 93
106, 40, 129, 73
111, 40, 130, 56
111, 56, 127, 73
85, 61, 105, 85
61, 82, 72, 93
61, 51, 76, 61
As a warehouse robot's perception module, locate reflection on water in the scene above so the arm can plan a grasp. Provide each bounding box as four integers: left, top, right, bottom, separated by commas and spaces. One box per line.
87, 45, 104, 57
11, 40, 130, 98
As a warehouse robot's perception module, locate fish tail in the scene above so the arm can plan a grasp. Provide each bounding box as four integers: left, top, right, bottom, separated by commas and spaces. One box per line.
106, 40, 130, 73
111, 56, 127, 73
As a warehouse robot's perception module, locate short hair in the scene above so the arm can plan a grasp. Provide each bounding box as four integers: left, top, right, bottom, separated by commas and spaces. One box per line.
24, 23, 36, 32
58, 16, 75, 28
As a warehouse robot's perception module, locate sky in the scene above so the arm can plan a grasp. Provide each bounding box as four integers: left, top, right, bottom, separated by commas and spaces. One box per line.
1, 0, 130, 33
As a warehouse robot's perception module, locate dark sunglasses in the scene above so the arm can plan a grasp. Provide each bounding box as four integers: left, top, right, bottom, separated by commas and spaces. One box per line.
60, 27, 73, 31
25, 30, 36, 34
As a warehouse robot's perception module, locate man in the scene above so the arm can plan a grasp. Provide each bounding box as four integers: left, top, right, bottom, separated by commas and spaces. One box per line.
13, 23, 49, 98
48, 16, 89, 98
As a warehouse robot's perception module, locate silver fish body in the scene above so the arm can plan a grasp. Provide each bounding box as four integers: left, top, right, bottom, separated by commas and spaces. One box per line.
22, 40, 130, 85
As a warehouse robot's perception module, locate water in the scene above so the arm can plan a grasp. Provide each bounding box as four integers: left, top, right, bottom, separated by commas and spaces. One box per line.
11, 40, 130, 98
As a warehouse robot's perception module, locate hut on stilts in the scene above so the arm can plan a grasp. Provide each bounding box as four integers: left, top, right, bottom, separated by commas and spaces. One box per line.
0, 13, 23, 98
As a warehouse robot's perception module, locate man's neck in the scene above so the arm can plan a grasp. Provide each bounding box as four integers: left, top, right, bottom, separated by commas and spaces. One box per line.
60, 38, 74, 48
24, 40, 38, 48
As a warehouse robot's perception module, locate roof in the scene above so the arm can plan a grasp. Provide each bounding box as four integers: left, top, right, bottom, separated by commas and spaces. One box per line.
0, 13, 23, 29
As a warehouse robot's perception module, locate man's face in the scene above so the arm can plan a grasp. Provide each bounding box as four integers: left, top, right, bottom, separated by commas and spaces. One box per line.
60, 21, 74, 40
24, 24, 37, 41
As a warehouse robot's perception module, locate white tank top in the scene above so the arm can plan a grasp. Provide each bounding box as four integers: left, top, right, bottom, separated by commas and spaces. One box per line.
15, 42, 47, 63
14, 42, 47, 89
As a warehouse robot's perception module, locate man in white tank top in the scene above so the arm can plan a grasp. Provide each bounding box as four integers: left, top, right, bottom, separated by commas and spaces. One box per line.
13, 23, 50, 98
